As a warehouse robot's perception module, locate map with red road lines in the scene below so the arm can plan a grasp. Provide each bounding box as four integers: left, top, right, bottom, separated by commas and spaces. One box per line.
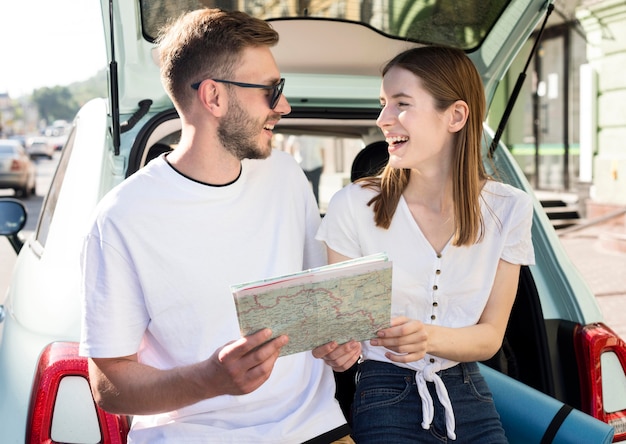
232, 254, 392, 356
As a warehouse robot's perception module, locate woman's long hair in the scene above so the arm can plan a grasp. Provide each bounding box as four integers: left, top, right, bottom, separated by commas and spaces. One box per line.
361, 46, 488, 246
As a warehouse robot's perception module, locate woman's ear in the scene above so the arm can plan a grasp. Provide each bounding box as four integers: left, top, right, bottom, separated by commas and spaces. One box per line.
448, 100, 469, 133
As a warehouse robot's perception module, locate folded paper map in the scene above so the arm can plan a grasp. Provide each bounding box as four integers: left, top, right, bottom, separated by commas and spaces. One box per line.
231, 253, 392, 357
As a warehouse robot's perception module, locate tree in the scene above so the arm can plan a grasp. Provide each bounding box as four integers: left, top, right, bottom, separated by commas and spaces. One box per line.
32, 86, 80, 124
69, 69, 108, 107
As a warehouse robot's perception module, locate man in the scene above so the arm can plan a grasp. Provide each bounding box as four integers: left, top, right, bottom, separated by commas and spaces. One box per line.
79, 9, 358, 443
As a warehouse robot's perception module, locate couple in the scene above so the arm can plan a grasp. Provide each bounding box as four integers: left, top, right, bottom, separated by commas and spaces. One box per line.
79, 8, 534, 444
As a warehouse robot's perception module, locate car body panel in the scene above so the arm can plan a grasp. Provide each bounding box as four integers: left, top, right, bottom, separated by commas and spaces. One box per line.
0, 99, 110, 443
100, 0, 167, 113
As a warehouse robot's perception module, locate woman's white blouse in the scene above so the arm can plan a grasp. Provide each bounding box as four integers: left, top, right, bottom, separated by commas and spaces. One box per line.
316, 179, 535, 439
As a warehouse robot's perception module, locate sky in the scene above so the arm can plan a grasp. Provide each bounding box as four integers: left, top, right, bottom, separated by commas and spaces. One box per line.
0, 0, 106, 98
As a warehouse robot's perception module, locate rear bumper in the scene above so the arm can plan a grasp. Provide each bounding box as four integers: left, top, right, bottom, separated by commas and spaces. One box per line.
0, 173, 28, 188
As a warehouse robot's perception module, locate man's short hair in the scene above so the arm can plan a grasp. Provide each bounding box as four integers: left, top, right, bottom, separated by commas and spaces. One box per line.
157, 8, 279, 109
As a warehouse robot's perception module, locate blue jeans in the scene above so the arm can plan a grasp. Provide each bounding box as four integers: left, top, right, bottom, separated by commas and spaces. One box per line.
351, 360, 507, 443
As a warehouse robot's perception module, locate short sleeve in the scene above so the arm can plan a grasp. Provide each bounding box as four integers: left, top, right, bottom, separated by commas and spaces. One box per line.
316, 184, 365, 259
79, 229, 149, 358
501, 190, 535, 266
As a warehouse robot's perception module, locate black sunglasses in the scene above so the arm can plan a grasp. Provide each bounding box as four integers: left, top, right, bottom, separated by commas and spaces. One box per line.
191, 78, 285, 110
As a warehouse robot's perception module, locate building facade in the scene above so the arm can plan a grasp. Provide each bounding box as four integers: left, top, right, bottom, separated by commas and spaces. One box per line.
577, 0, 626, 218
490, 0, 625, 223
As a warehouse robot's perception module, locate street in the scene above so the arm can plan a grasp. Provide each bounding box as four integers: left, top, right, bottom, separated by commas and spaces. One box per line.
559, 228, 626, 340
0, 151, 58, 301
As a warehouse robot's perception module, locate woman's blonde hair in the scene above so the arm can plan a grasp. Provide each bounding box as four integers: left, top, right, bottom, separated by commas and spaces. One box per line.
361, 46, 488, 246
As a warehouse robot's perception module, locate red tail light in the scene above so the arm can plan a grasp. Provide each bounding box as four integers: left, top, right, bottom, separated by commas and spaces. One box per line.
575, 323, 626, 442
10, 159, 22, 171
26, 342, 129, 444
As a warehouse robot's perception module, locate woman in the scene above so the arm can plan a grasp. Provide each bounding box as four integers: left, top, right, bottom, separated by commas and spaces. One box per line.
316, 46, 535, 442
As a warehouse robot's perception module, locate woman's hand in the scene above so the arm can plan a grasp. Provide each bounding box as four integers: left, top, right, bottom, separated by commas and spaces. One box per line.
312, 340, 362, 372
369, 316, 428, 363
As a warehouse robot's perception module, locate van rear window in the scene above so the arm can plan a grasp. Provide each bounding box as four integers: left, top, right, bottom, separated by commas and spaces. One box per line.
139, 0, 509, 50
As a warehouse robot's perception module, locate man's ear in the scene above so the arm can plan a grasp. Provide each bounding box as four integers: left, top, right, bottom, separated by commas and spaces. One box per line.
448, 100, 469, 133
197, 80, 225, 117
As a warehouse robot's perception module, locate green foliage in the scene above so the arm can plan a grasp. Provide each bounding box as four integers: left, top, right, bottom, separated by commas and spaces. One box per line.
31, 70, 107, 125
68, 70, 108, 107
32, 86, 78, 122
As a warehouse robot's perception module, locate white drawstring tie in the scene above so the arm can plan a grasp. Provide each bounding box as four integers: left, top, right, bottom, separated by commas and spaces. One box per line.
397, 358, 458, 440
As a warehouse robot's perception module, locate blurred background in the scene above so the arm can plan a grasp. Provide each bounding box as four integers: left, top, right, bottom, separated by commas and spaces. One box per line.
0, 0, 625, 239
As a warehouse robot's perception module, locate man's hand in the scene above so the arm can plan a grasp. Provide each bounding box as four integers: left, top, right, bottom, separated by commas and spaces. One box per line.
206, 328, 288, 395
312, 340, 361, 372
89, 328, 288, 415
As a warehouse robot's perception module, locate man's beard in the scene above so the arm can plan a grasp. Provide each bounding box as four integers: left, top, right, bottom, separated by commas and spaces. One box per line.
217, 95, 272, 160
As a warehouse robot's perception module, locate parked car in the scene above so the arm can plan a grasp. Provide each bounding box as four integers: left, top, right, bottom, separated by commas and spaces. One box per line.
0, 139, 36, 198
7, 134, 27, 148
44, 120, 72, 151
25, 137, 55, 159
0, 0, 624, 443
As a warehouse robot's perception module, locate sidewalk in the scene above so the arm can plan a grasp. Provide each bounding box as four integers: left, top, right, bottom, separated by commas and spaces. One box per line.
558, 224, 626, 340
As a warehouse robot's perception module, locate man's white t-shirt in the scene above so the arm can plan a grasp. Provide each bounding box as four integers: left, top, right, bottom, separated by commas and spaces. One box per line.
80, 150, 346, 443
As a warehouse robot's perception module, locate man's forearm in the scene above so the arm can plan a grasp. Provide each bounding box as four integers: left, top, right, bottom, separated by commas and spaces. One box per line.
88, 356, 215, 415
